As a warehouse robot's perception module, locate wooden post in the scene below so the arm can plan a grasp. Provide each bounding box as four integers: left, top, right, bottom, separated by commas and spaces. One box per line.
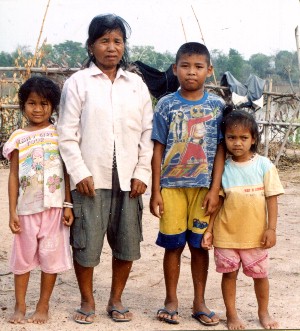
295, 26, 300, 72
295, 26, 300, 88
274, 103, 300, 166
264, 79, 273, 157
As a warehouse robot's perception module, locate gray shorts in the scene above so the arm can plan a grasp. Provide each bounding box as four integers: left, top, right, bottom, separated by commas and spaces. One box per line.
70, 169, 143, 267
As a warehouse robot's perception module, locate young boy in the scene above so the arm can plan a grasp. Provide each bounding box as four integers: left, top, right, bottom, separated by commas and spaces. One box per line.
150, 42, 226, 326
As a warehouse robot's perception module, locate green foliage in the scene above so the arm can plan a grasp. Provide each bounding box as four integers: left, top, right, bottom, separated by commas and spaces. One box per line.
50, 40, 87, 67
0, 51, 14, 67
211, 49, 228, 80
129, 45, 175, 71
248, 53, 273, 78
226, 49, 246, 80
274, 50, 300, 84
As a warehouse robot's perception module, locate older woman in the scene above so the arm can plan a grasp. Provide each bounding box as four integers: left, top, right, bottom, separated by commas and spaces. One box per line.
57, 14, 153, 324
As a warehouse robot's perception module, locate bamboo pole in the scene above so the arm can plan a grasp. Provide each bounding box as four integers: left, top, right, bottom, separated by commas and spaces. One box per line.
191, 5, 218, 86
191, 5, 205, 44
180, 17, 187, 42
33, 0, 51, 63
264, 79, 273, 156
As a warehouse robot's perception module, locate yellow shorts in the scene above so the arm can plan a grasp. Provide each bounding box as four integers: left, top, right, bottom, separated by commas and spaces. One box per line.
156, 187, 209, 249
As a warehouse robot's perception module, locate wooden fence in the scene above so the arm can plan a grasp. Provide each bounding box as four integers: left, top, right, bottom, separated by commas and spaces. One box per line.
1, 66, 300, 166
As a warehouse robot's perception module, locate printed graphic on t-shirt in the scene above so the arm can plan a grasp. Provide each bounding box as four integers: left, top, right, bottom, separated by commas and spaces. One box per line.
152, 91, 225, 188
3, 125, 65, 215
163, 105, 218, 180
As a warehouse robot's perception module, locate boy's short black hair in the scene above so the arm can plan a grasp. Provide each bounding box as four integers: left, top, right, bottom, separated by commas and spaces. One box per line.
175, 42, 211, 66
221, 109, 260, 152
18, 76, 61, 114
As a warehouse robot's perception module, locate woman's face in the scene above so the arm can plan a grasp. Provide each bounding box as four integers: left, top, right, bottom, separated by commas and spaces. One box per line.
90, 29, 125, 71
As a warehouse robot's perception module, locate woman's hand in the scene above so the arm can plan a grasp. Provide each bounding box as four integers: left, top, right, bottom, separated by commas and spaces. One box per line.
76, 176, 95, 196
130, 178, 147, 198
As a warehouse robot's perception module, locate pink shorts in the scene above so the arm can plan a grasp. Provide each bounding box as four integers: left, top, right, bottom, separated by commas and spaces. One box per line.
214, 247, 269, 278
10, 208, 72, 275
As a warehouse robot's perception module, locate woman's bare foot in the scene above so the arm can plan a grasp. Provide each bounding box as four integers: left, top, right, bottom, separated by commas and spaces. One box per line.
259, 312, 279, 329
27, 302, 49, 324
227, 313, 246, 330
9, 304, 26, 324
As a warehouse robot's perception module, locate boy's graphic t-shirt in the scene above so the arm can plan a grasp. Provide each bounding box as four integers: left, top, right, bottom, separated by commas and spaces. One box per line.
151, 90, 225, 188
3, 124, 65, 215
213, 154, 284, 249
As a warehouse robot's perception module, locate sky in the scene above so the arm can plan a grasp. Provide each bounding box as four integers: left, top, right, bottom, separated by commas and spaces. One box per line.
0, 0, 300, 60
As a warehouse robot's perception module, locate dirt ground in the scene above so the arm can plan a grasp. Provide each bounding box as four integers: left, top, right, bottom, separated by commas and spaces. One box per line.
0, 162, 300, 331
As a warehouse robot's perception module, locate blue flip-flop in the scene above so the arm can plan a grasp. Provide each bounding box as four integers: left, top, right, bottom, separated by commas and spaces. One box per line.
192, 311, 219, 326
74, 308, 95, 324
157, 308, 179, 324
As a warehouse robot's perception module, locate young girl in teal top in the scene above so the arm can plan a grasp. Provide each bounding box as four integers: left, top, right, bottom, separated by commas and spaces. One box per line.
202, 110, 284, 329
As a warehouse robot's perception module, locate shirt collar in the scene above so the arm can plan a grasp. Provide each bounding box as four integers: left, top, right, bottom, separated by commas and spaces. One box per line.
88, 62, 129, 80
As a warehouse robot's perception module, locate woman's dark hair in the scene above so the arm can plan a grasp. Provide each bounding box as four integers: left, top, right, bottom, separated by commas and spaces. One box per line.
18, 76, 61, 119
175, 42, 211, 66
84, 13, 131, 69
221, 109, 260, 152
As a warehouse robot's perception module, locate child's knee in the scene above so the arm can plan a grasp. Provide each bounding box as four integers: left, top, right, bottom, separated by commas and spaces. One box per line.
223, 270, 238, 279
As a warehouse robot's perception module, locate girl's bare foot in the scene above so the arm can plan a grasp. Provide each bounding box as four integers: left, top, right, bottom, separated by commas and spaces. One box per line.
9, 304, 26, 324
259, 312, 279, 329
27, 303, 49, 324
227, 314, 245, 330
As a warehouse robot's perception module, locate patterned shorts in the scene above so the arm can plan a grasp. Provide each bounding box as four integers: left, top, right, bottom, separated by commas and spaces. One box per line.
214, 247, 269, 278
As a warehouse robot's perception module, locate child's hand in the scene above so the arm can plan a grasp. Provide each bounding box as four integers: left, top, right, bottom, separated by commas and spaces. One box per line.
261, 229, 276, 248
9, 213, 21, 234
150, 191, 164, 218
201, 231, 213, 250
62, 208, 74, 227
202, 189, 219, 216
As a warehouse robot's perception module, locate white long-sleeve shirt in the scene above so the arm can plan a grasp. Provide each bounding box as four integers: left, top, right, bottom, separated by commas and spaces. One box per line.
57, 63, 153, 191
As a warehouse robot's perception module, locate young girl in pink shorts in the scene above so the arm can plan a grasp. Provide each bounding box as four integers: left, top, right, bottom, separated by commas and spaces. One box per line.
202, 110, 284, 330
3, 76, 73, 324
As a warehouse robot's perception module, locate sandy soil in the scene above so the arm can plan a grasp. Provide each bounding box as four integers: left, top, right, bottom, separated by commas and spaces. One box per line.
0, 165, 300, 331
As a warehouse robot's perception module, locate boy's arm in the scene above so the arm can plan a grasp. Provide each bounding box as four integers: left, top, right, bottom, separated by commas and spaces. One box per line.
8, 150, 21, 234
150, 141, 165, 218
202, 196, 223, 250
261, 195, 278, 248
202, 142, 226, 215
62, 164, 74, 227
